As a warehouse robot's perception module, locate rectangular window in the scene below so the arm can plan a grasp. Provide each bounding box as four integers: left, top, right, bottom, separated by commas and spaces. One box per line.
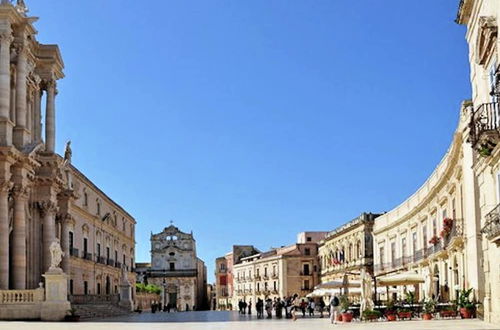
273, 281, 277, 291
84, 281, 88, 295
306, 237, 312, 242
304, 280, 310, 290
390, 241, 396, 266
97, 243, 101, 258
423, 225, 428, 249
304, 248, 311, 256
97, 283, 101, 295
69, 232, 74, 249
106, 247, 110, 260
379, 246, 385, 270
432, 218, 437, 236
69, 279, 74, 295
170, 262, 175, 271
83, 238, 88, 254
303, 264, 310, 275
401, 237, 407, 264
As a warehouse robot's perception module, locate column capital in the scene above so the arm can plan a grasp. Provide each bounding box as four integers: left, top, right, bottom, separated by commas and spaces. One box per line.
0, 31, 13, 44
12, 184, 29, 199
57, 212, 74, 226
0, 181, 13, 193
37, 200, 58, 217
42, 78, 56, 91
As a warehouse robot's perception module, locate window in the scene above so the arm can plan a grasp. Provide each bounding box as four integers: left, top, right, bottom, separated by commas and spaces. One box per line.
303, 280, 310, 290
273, 281, 277, 291
123, 254, 126, 266
264, 268, 267, 276
357, 241, 362, 258
83, 238, 88, 255
97, 243, 101, 258
114, 250, 118, 264
452, 199, 456, 219
257, 283, 260, 291
83, 191, 88, 207
69, 279, 74, 295
97, 283, 101, 295
69, 232, 74, 250
306, 236, 312, 242
303, 264, 310, 275
84, 281, 88, 295
304, 248, 310, 256
170, 262, 175, 271
272, 265, 276, 276
432, 218, 437, 236
379, 246, 385, 270
390, 241, 396, 266
489, 60, 498, 102
401, 237, 407, 263
96, 200, 101, 215
106, 247, 110, 260
423, 225, 428, 249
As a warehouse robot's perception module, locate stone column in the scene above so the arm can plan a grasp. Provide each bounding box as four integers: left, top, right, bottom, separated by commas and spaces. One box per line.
39, 201, 58, 273
12, 185, 28, 289
0, 181, 11, 289
13, 44, 28, 147
0, 30, 12, 146
44, 80, 56, 153
33, 85, 41, 142
60, 214, 71, 273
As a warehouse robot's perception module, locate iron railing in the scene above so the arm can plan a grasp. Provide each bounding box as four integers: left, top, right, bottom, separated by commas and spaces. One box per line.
481, 203, 500, 241
469, 102, 500, 147
70, 248, 79, 257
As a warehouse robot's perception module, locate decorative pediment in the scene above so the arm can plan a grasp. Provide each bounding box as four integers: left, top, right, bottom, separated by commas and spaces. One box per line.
476, 16, 498, 65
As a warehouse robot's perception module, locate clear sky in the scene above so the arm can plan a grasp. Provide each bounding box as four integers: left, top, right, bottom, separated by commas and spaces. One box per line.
29, 0, 469, 282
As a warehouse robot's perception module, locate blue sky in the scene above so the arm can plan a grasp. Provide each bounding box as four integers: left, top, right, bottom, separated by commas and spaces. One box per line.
29, 0, 469, 282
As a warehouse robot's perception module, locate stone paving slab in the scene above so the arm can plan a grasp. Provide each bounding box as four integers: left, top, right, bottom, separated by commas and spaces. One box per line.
0, 319, 498, 330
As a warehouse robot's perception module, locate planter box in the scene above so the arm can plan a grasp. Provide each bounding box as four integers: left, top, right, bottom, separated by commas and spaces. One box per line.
439, 310, 457, 318
422, 313, 433, 320
398, 311, 412, 319
459, 308, 473, 319
342, 313, 353, 322
386, 314, 397, 321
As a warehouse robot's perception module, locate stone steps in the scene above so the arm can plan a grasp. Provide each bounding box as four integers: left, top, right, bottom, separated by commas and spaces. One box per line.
73, 304, 131, 319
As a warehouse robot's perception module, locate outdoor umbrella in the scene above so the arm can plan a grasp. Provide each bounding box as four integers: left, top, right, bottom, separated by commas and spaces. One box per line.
377, 272, 425, 286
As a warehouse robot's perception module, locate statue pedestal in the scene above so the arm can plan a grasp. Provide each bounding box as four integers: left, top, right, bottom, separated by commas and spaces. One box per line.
41, 267, 71, 321
119, 283, 133, 311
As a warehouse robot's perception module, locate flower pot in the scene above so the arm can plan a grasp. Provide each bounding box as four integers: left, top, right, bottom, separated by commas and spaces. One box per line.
459, 308, 472, 319
386, 314, 397, 321
336, 314, 343, 321
64, 315, 80, 322
398, 311, 411, 319
342, 313, 353, 322
422, 313, 432, 320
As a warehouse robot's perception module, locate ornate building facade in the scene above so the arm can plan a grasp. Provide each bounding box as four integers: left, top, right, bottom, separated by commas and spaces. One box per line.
318, 213, 379, 285
135, 225, 207, 311
0, 0, 136, 301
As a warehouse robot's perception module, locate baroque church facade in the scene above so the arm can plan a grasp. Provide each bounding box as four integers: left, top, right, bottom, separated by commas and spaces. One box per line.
0, 0, 136, 299
136, 225, 207, 311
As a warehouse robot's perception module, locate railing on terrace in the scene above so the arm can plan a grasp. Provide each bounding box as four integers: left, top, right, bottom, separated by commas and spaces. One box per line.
481, 203, 500, 243
0, 289, 44, 304
469, 102, 500, 148
70, 247, 79, 257
97, 256, 106, 264
146, 269, 197, 277
83, 252, 92, 261
107, 258, 115, 266
375, 219, 464, 274
69, 294, 119, 305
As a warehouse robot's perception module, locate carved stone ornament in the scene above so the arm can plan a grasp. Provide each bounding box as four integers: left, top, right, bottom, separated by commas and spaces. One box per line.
0, 32, 13, 44
12, 185, 29, 199
38, 200, 58, 216
476, 16, 498, 65
0, 181, 13, 193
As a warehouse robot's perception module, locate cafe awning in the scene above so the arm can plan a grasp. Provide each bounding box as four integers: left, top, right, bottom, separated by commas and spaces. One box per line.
315, 280, 361, 290
377, 272, 425, 286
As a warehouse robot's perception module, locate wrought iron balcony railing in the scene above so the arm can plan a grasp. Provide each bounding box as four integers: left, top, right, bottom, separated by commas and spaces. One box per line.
70, 248, 79, 257
469, 102, 500, 149
481, 203, 500, 245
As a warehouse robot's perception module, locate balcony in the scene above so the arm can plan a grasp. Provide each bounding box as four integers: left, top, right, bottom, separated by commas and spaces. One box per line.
115, 261, 122, 269
299, 271, 311, 276
481, 204, 500, 246
70, 248, 79, 257
97, 256, 106, 265
146, 269, 198, 277
107, 258, 115, 266
271, 273, 279, 279
254, 275, 261, 280
468, 102, 500, 153
83, 252, 93, 261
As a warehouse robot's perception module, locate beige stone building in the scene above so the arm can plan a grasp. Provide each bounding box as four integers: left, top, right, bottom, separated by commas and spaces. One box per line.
318, 213, 379, 287
371, 1, 500, 324
135, 225, 207, 311
231, 233, 323, 307
214, 245, 259, 310
0, 0, 136, 305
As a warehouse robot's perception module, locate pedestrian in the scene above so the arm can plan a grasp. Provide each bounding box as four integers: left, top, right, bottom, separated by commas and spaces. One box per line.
308, 299, 315, 317
248, 299, 252, 315
238, 300, 243, 314
300, 299, 307, 317
291, 294, 300, 321
275, 298, 282, 319
242, 300, 247, 315
329, 294, 340, 325
319, 298, 325, 318
256, 298, 264, 319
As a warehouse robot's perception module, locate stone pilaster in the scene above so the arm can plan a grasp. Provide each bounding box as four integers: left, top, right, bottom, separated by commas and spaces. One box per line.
0, 30, 13, 146
44, 80, 55, 153
39, 200, 58, 273
33, 79, 41, 142
13, 43, 29, 147
11, 184, 29, 289
0, 181, 11, 289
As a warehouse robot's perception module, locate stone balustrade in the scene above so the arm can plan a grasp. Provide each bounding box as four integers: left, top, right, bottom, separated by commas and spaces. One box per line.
0, 288, 44, 304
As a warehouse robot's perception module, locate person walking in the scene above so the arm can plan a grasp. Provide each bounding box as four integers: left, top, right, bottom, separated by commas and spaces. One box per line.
265, 299, 273, 319
329, 295, 340, 325
256, 298, 264, 319
319, 298, 326, 318
248, 299, 252, 315
291, 294, 300, 321
308, 299, 315, 317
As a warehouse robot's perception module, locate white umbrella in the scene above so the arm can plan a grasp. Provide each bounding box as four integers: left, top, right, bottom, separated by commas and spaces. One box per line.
377, 272, 425, 286
315, 280, 361, 290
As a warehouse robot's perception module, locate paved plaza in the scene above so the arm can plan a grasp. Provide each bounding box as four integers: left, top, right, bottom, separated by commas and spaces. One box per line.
0, 312, 498, 330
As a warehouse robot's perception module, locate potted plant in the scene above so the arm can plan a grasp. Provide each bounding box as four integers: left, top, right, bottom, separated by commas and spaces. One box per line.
339, 295, 353, 322
422, 299, 435, 320
65, 307, 80, 322
457, 288, 474, 319
429, 236, 440, 245
385, 300, 397, 321
362, 309, 382, 321
439, 305, 457, 318
397, 307, 412, 320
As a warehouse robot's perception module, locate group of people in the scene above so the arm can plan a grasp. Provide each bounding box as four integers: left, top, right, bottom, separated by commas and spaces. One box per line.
150, 302, 189, 313
237, 294, 341, 323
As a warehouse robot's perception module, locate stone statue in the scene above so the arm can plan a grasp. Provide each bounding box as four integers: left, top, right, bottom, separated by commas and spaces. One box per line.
121, 264, 129, 284
64, 140, 72, 163
360, 269, 374, 313
15, 0, 27, 14
49, 240, 64, 270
